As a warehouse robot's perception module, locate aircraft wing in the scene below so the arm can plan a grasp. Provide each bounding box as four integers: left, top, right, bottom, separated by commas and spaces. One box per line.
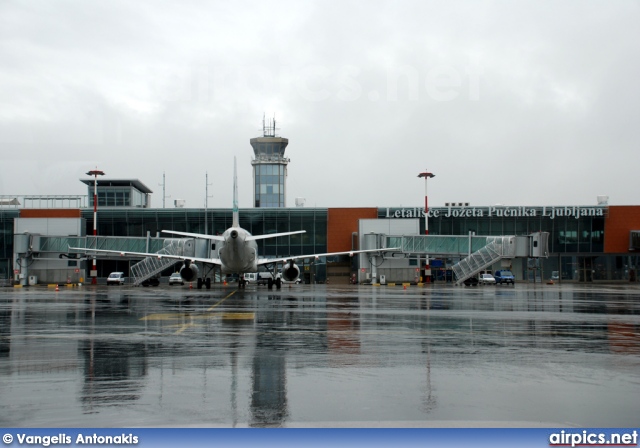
161, 229, 305, 241
246, 230, 306, 241
256, 247, 400, 265
161, 230, 226, 241
68, 246, 222, 266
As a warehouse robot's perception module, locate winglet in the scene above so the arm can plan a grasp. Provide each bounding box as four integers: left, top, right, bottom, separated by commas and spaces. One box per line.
232, 156, 239, 228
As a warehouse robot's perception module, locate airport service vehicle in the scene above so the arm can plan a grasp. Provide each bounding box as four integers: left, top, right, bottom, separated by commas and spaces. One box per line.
281, 277, 302, 285
255, 272, 274, 286
71, 158, 398, 290
169, 272, 184, 285
494, 270, 515, 285
244, 273, 258, 283
255, 271, 301, 286
463, 277, 479, 286
478, 273, 496, 285
141, 277, 160, 287
106, 272, 126, 285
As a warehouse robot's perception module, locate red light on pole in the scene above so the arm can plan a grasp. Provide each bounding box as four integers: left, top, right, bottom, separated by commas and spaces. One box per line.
418, 170, 435, 284
86, 168, 105, 284
417, 171, 435, 235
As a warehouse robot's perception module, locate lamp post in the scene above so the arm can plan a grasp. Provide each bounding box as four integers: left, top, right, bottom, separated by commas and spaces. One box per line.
86, 169, 105, 284
417, 170, 435, 283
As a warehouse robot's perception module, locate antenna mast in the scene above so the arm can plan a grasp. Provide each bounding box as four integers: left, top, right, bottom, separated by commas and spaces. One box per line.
159, 172, 171, 208
205, 172, 213, 235
262, 113, 278, 137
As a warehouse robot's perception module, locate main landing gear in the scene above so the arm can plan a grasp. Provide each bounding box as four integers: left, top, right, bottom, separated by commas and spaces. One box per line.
196, 278, 211, 289
141, 277, 160, 287
267, 277, 282, 290
193, 264, 215, 289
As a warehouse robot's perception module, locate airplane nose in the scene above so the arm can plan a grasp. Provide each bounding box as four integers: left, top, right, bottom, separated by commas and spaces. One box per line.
231, 230, 238, 239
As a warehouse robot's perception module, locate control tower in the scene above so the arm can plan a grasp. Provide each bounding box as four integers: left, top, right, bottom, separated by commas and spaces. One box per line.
250, 116, 289, 208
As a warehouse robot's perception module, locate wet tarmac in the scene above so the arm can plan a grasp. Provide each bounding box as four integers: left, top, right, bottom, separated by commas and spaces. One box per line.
1, 282, 639, 428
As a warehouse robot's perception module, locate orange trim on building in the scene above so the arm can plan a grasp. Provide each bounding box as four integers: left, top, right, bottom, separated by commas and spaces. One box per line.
604, 206, 640, 253
327, 208, 378, 252
19, 209, 82, 218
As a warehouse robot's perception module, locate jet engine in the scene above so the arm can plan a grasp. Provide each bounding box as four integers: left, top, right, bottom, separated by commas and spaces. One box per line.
180, 261, 199, 282
280, 261, 301, 282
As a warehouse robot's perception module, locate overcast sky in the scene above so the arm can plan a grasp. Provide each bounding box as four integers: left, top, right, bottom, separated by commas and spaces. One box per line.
1, 0, 638, 209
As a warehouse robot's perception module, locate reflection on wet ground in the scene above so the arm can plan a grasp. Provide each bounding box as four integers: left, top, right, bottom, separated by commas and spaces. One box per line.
0, 283, 639, 427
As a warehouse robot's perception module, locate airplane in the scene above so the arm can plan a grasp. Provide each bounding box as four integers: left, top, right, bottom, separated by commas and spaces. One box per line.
70, 157, 398, 289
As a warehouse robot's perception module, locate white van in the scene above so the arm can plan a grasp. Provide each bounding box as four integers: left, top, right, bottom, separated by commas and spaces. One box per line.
244, 273, 258, 283
107, 272, 126, 285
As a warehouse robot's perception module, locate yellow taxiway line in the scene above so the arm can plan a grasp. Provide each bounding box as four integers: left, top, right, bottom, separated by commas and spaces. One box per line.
207, 290, 237, 311
139, 290, 253, 333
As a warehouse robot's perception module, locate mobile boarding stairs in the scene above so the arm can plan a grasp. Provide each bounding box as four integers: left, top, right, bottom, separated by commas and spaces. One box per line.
388, 232, 549, 285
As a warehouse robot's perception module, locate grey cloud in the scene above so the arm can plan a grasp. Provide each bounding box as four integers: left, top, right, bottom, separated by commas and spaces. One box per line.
1, 0, 638, 208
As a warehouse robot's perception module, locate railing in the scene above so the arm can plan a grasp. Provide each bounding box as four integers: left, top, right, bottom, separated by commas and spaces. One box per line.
40, 236, 193, 286
386, 235, 496, 256
42, 236, 166, 254
0, 195, 89, 209
451, 237, 515, 285
382, 234, 518, 285
130, 239, 193, 286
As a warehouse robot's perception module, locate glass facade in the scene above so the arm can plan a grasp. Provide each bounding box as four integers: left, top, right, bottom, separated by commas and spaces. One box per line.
379, 206, 637, 282
89, 189, 149, 208
254, 164, 286, 208
85, 180, 151, 208
250, 134, 289, 208
380, 206, 606, 254
1, 203, 638, 283
0, 209, 18, 282
81, 208, 327, 258
73, 207, 327, 278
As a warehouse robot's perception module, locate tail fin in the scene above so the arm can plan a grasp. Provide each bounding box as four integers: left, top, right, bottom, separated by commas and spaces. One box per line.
232, 156, 239, 227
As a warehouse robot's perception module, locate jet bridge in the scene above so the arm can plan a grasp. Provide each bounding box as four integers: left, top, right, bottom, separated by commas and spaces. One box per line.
20, 235, 174, 285
59, 235, 205, 286
383, 232, 549, 285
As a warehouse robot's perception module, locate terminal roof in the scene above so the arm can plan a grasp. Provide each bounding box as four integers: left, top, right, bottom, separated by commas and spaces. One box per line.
79, 179, 153, 194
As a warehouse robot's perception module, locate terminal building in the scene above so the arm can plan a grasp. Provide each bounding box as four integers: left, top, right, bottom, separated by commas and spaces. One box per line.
2, 189, 640, 286
1, 126, 639, 285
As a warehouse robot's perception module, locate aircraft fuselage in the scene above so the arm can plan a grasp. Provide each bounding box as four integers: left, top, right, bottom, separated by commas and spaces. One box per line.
219, 227, 258, 274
